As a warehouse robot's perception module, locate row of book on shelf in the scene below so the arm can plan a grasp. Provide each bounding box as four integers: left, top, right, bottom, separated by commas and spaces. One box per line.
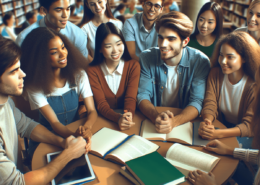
46, 120, 221, 185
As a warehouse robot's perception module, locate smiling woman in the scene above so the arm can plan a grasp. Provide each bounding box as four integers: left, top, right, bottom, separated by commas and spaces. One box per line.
20, 27, 98, 158
79, 0, 123, 63
187, 2, 223, 59
87, 22, 140, 131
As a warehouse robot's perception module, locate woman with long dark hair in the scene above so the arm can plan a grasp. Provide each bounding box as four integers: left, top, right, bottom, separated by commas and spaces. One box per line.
198, 31, 260, 149
187, 2, 223, 58
113, 3, 126, 18
87, 22, 140, 131
79, 0, 123, 63
20, 27, 97, 157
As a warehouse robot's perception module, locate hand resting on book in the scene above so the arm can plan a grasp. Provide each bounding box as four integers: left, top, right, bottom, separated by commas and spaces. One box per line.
118, 112, 135, 131
198, 119, 217, 140
155, 110, 177, 134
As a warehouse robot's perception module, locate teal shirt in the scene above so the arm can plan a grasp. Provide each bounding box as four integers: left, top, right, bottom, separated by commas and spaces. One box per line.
187, 35, 217, 58
125, 7, 137, 14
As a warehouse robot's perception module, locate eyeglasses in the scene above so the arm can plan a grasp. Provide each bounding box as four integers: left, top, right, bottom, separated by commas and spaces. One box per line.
144, 2, 162, 12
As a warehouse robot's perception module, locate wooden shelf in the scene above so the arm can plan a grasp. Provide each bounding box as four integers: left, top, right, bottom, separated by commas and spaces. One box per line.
0, 0, 39, 26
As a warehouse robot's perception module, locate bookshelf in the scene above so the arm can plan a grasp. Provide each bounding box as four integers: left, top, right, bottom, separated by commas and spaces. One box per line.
219, 0, 251, 29
0, 0, 40, 27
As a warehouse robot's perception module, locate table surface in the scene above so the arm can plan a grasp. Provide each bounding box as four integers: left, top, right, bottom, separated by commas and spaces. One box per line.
32, 107, 239, 185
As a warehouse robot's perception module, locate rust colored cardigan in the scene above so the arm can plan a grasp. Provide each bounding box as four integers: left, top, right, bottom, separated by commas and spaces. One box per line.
87, 60, 140, 123
201, 67, 256, 137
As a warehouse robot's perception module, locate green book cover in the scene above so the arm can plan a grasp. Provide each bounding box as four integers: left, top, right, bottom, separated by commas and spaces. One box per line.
125, 151, 185, 185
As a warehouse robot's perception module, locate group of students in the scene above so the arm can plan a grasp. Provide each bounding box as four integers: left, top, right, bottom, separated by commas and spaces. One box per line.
1, 0, 260, 184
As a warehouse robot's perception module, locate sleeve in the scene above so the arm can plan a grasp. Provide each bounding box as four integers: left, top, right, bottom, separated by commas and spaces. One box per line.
0, 136, 25, 185
15, 33, 24, 47
201, 68, 220, 121
78, 71, 93, 98
122, 19, 136, 42
188, 55, 211, 114
237, 83, 256, 137
75, 26, 88, 58
26, 89, 48, 110
233, 148, 259, 165
5, 27, 17, 41
87, 67, 122, 123
117, 21, 123, 30
9, 98, 39, 139
136, 52, 154, 105
123, 61, 140, 117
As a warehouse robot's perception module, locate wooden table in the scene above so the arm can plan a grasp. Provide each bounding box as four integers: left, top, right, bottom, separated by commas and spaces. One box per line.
32, 107, 239, 185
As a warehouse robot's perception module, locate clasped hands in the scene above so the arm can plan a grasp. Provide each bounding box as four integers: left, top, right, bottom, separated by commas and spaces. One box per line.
155, 110, 177, 133
118, 111, 135, 131
198, 118, 218, 140
74, 125, 92, 152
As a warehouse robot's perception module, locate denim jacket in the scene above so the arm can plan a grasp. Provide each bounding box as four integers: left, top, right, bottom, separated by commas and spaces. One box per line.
137, 46, 211, 114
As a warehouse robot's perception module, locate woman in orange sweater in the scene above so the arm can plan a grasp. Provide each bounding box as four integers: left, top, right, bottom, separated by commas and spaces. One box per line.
198, 31, 260, 148
87, 22, 140, 130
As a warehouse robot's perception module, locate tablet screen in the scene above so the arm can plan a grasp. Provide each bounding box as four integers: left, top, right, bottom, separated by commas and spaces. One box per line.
47, 152, 95, 185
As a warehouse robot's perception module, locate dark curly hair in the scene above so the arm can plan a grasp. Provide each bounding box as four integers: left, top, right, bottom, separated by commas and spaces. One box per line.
211, 31, 260, 81
20, 27, 87, 94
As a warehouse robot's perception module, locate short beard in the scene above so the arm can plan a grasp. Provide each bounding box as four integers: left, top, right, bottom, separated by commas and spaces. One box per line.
161, 42, 183, 61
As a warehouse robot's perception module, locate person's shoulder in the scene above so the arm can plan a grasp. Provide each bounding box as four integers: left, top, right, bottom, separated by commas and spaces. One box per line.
7, 97, 15, 109
87, 65, 100, 74
139, 47, 160, 65
186, 46, 209, 61
126, 59, 140, 68
19, 20, 40, 38
66, 21, 84, 34
125, 12, 142, 25
234, 26, 248, 32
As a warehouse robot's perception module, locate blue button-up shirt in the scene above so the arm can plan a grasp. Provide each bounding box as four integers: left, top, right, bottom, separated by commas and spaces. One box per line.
16, 18, 88, 58
122, 12, 158, 58
137, 47, 211, 113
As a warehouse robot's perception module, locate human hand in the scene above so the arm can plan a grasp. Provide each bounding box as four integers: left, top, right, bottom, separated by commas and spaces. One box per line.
188, 170, 217, 185
204, 139, 234, 155
198, 120, 216, 140
75, 126, 92, 139
65, 135, 87, 159
118, 112, 135, 131
155, 110, 175, 133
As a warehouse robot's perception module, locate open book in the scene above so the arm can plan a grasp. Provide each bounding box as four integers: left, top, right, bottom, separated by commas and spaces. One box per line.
140, 119, 210, 146
165, 143, 220, 176
90, 127, 159, 165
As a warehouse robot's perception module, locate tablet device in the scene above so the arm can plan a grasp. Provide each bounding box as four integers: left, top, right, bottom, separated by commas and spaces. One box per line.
47, 151, 96, 185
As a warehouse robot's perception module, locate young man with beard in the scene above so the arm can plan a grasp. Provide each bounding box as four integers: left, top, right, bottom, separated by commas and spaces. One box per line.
137, 11, 211, 133
16, 0, 88, 59
0, 37, 89, 184
122, 0, 164, 61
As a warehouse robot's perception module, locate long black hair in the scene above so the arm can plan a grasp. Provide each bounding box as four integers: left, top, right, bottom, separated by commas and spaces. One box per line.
112, 3, 126, 15
191, 2, 223, 39
90, 22, 131, 66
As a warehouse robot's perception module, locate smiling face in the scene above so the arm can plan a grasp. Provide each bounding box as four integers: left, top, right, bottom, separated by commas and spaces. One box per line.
197, 10, 216, 37
142, 0, 163, 22
0, 60, 26, 100
218, 43, 244, 75
87, 0, 107, 15
44, 0, 71, 31
48, 36, 68, 69
100, 34, 124, 63
247, 3, 260, 31
158, 26, 184, 62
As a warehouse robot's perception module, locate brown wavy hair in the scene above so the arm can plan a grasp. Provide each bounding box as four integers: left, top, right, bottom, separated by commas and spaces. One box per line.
79, 0, 114, 27
155, 11, 193, 41
20, 27, 87, 94
211, 31, 260, 81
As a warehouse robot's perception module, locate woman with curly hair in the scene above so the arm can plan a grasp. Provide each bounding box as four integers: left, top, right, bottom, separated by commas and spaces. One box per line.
87, 23, 140, 131
198, 31, 260, 149
188, 2, 223, 58
79, 0, 123, 63
20, 27, 97, 157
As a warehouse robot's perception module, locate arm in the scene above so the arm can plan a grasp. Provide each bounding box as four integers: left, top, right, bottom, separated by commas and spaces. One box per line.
87, 67, 122, 123
81, 96, 97, 132
24, 136, 87, 185
122, 20, 139, 61
123, 61, 140, 117
139, 99, 159, 123
125, 41, 139, 61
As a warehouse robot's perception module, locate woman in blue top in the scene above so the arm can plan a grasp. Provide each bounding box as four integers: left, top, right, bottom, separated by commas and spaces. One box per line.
20, 27, 97, 157
188, 2, 223, 59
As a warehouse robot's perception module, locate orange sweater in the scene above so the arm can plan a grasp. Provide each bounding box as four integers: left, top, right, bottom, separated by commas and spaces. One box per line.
201, 67, 256, 137
87, 60, 140, 123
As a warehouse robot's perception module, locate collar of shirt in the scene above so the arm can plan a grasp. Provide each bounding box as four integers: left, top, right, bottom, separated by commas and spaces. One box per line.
140, 13, 155, 32
157, 47, 190, 68
101, 60, 124, 76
